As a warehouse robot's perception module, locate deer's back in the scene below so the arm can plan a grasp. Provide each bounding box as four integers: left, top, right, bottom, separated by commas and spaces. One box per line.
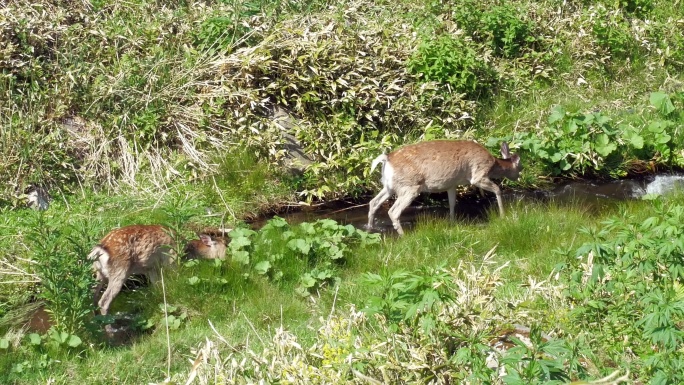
387, 140, 495, 191
98, 225, 174, 275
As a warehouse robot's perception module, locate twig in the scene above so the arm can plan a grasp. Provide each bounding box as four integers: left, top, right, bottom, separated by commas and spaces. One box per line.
569, 370, 630, 384
207, 319, 240, 353
0, 280, 40, 284
161, 267, 172, 381
241, 312, 266, 346
327, 203, 369, 215
352, 369, 382, 384
212, 175, 236, 221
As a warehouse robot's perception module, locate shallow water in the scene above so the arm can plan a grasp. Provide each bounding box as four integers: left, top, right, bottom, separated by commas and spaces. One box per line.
251, 173, 684, 234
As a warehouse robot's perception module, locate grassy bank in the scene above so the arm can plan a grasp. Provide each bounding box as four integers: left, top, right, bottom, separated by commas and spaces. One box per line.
2, 184, 683, 383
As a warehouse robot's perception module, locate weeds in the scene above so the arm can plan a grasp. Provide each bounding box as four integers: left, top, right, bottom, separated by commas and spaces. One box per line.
24, 213, 96, 341
514, 90, 684, 178
4, 0, 683, 203
562, 197, 684, 382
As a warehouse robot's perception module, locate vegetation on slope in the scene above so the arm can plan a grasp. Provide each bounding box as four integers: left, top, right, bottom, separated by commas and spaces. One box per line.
2, 0, 683, 205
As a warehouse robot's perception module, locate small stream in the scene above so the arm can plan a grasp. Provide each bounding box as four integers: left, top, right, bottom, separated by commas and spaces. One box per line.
251, 174, 684, 234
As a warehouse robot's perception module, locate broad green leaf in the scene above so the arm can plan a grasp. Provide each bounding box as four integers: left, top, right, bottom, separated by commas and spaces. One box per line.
228, 227, 256, 239
595, 114, 611, 125
550, 152, 563, 162
581, 113, 595, 125
67, 334, 82, 348
232, 250, 250, 265
300, 274, 316, 288
51, 330, 68, 344
548, 105, 565, 124
188, 276, 200, 285
184, 259, 199, 267
594, 134, 616, 156
655, 132, 671, 144
650, 92, 675, 115
255, 260, 271, 275
287, 238, 311, 255
648, 120, 671, 134
229, 236, 252, 251
343, 224, 356, 235
299, 222, 316, 235
263, 216, 288, 230
315, 270, 332, 280
625, 131, 644, 149
317, 218, 339, 230
0, 338, 9, 349
560, 159, 571, 171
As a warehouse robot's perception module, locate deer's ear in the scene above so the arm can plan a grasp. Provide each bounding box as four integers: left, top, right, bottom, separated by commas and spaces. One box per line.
511, 154, 520, 166
199, 234, 212, 246
500, 142, 511, 159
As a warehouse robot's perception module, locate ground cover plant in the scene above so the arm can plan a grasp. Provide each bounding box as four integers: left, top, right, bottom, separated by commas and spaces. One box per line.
4, 189, 682, 383
2, 0, 684, 383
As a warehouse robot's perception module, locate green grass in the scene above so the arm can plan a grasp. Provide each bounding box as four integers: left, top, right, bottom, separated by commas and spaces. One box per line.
1, 183, 680, 383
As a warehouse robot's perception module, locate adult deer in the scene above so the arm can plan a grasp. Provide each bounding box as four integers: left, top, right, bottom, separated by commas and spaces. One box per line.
367, 140, 522, 235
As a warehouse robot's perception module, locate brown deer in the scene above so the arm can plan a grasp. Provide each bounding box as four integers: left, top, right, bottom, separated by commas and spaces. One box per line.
184, 231, 229, 260
90, 225, 229, 315
367, 140, 522, 235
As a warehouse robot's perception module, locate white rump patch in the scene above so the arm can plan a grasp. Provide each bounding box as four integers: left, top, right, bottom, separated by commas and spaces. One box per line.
89, 246, 110, 278
382, 162, 395, 191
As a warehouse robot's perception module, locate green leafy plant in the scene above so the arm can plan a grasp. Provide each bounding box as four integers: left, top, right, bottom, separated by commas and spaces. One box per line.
361, 265, 454, 333
295, 268, 337, 297
26, 329, 83, 353
225, 217, 379, 296
25, 214, 96, 342
563, 199, 684, 382
647, 18, 684, 70
155, 304, 188, 331
517, 106, 621, 176
192, 1, 261, 55
592, 8, 639, 61
408, 35, 496, 99
481, 4, 536, 58
644, 91, 684, 167
615, 0, 653, 18
499, 324, 571, 384
228, 227, 258, 266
